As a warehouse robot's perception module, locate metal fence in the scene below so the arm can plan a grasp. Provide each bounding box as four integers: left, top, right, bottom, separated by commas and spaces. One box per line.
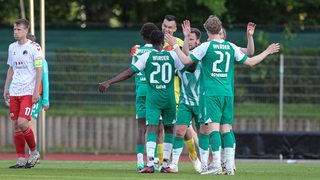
0, 52, 319, 153
0, 52, 319, 120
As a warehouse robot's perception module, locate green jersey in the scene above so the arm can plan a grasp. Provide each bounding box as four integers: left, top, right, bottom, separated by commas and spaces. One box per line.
190, 40, 248, 96
131, 49, 185, 109
177, 63, 201, 106
132, 44, 153, 96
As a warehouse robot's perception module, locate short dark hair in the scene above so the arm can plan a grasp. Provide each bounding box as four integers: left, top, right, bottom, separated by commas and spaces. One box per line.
164, 15, 176, 22
27, 33, 36, 41
140, 22, 159, 41
190, 28, 201, 40
15, 18, 30, 29
150, 30, 164, 45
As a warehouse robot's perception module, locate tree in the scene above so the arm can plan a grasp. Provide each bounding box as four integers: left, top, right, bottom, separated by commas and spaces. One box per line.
223, 0, 320, 27
0, 0, 319, 29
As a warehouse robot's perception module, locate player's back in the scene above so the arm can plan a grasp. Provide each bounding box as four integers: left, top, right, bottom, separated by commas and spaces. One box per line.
144, 50, 177, 108
202, 40, 242, 96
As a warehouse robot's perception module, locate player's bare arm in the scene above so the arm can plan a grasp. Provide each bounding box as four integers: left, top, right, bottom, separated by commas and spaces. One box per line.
244, 43, 280, 67
33, 66, 42, 104
3, 67, 13, 105
246, 22, 256, 55
247, 22, 256, 36
99, 68, 136, 93
165, 33, 193, 65
240, 22, 256, 56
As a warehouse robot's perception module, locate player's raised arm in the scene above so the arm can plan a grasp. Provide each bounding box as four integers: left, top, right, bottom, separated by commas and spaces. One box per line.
181, 20, 191, 55
240, 22, 256, 56
165, 33, 193, 65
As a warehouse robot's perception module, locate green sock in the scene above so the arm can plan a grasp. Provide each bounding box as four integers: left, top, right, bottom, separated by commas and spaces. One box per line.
230, 130, 236, 147
164, 133, 173, 144
173, 137, 184, 149
210, 131, 221, 151
221, 131, 234, 148
136, 144, 144, 154
199, 133, 209, 151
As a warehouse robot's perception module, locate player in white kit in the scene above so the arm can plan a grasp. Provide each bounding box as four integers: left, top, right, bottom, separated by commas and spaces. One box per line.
3, 18, 43, 169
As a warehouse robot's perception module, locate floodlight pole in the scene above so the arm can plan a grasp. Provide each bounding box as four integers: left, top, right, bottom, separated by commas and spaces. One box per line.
279, 54, 284, 131
20, 0, 26, 19
39, 0, 47, 158
29, 0, 34, 35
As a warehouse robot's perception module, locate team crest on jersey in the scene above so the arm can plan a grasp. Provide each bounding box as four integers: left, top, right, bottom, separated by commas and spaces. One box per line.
23, 50, 28, 55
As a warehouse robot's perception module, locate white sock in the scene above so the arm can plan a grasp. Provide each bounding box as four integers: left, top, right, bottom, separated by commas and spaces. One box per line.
146, 141, 156, 167
212, 147, 221, 168
225, 147, 235, 170
199, 147, 209, 169
163, 142, 173, 160
172, 147, 183, 165
137, 153, 144, 164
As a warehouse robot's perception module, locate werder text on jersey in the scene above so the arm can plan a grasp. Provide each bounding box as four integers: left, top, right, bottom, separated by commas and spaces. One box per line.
153, 55, 169, 61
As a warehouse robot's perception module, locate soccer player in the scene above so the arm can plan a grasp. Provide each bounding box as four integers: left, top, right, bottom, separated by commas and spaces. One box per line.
3, 18, 42, 168
161, 14, 200, 169
165, 16, 280, 175
27, 33, 50, 162
162, 14, 184, 51
99, 30, 186, 173
130, 22, 160, 171
167, 25, 202, 173
162, 14, 184, 108
156, 14, 185, 167
217, 22, 256, 173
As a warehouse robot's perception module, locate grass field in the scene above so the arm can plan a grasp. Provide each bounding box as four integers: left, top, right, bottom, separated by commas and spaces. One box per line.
0, 160, 319, 180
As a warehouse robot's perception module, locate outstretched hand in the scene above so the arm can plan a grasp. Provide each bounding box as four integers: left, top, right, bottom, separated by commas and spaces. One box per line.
164, 33, 177, 46
182, 20, 191, 38
247, 22, 256, 36
98, 81, 111, 93
267, 43, 280, 54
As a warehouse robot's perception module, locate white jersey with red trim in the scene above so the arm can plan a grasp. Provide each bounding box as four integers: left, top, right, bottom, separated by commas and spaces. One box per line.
7, 39, 43, 96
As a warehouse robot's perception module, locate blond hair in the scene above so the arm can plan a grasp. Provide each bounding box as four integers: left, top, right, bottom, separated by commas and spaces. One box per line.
203, 15, 222, 35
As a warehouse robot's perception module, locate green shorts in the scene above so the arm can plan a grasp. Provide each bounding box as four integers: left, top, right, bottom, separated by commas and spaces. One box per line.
176, 103, 200, 128
146, 106, 176, 126
31, 95, 43, 119
199, 95, 234, 125
136, 95, 146, 119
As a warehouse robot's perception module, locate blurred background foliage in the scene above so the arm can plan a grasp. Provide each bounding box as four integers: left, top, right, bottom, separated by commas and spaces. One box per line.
0, 0, 319, 28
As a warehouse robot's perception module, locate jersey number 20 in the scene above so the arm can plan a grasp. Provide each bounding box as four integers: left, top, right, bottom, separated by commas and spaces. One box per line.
150, 62, 172, 84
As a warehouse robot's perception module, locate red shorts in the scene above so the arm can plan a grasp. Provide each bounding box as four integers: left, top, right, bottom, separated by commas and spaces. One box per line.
9, 95, 33, 121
